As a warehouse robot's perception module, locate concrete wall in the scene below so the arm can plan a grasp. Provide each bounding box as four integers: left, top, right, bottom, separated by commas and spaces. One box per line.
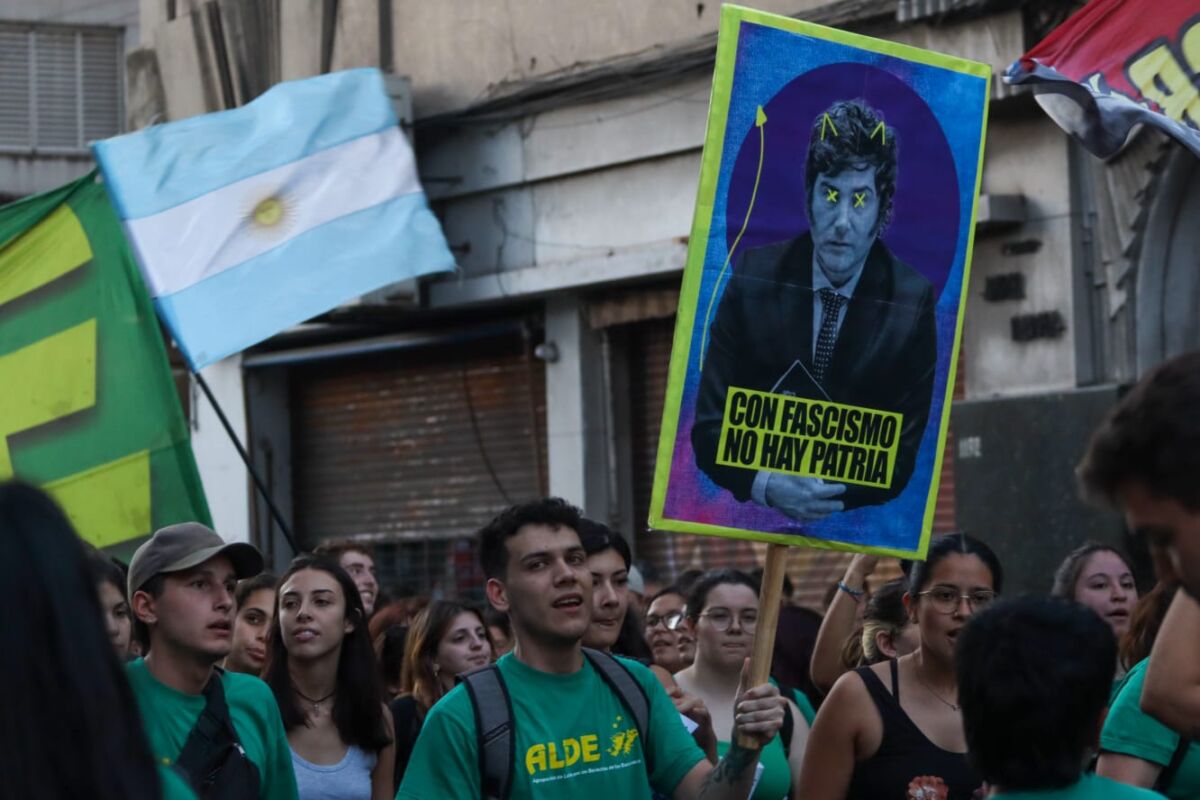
965, 115, 1076, 398
392, 0, 827, 117
0, 154, 94, 201
190, 355, 252, 544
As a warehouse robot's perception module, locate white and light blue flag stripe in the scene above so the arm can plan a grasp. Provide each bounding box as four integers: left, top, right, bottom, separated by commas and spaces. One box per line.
92, 68, 456, 370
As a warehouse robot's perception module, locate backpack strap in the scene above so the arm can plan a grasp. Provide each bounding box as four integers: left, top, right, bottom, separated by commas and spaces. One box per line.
582, 648, 651, 773
1154, 734, 1192, 794
462, 664, 514, 800
781, 700, 793, 759
174, 670, 236, 782
173, 668, 260, 800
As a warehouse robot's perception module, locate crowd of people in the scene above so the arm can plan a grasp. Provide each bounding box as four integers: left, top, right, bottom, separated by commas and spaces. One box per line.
6, 354, 1200, 799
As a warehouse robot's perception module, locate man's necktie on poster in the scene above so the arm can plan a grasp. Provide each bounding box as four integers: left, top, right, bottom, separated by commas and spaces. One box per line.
813, 287, 846, 385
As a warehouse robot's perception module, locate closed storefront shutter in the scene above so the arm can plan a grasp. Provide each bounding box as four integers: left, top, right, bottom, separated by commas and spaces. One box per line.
627, 316, 762, 581
289, 332, 547, 599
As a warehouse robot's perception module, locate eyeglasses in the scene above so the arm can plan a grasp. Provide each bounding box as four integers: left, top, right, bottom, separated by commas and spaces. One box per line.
917, 587, 997, 614
698, 609, 758, 632
645, 611, 684, 631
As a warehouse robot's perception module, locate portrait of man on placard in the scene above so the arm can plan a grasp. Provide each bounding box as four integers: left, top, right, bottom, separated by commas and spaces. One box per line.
692, 98, 937, 522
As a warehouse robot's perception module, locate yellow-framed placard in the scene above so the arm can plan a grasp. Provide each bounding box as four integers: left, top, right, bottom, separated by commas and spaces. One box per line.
648, 5, 990, 560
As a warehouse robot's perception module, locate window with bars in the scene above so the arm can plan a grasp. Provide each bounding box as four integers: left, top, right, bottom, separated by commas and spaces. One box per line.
0, 24, 123, 153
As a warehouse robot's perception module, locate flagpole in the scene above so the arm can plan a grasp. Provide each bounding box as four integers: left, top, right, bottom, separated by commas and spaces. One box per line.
192, 370, 299, 555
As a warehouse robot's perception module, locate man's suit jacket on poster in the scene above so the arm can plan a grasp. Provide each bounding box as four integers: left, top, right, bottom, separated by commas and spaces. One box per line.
692, 232, 938, 510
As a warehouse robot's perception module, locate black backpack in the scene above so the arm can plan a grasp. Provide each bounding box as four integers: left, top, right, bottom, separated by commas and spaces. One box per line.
173, 669, 261, 800
461, 648, 651, 800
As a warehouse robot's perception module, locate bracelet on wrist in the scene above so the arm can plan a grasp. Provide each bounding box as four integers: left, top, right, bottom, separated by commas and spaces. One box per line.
837, 580, 865, 601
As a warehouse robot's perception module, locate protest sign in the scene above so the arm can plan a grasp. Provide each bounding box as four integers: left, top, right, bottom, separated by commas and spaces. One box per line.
649, 6, 990, 560
0, 173, 210, 553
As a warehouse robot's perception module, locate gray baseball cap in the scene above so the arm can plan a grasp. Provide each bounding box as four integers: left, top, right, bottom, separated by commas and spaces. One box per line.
627, 565, 646, 596
127, 522, 263, 597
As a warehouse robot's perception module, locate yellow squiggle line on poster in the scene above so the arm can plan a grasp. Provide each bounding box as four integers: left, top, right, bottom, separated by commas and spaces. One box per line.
700, 105, 767, 363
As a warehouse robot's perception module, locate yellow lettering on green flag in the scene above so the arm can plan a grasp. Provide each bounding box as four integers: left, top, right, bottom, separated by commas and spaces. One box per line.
0, 174, 211, 548
0, 204, 91, 306
0, 319, 97, 477
44, 450, 152, 548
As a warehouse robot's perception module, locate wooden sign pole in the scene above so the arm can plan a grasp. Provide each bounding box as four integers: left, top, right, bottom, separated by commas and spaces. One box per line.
735, 541, 790, 749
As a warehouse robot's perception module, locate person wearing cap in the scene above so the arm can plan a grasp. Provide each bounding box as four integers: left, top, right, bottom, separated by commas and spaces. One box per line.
127, 522, 300, 800
627, 564, 648, 619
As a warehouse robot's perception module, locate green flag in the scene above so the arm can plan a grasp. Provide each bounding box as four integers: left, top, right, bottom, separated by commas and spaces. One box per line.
0, 172, 210, 554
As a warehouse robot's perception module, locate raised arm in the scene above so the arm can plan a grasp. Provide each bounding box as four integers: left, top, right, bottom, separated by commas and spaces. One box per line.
810, 555, 876, 694
794, 669, 871, 800
1142, 591, 1200, 736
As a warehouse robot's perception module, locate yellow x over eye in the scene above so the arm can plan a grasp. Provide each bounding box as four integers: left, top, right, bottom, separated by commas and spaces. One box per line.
854, 192, 867, 207
825, 188, 838, 204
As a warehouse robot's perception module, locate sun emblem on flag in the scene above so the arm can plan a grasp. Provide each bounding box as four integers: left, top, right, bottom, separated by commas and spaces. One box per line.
246, 193, 293, 237
253, 197, 284, 227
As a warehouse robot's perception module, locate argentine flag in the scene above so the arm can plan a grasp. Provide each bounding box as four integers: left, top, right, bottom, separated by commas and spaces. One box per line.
93, 69, 455, 371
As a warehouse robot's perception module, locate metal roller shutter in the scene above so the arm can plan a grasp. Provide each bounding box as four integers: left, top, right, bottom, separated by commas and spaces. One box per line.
289, 332, 547, 599
628, 317, 762, 581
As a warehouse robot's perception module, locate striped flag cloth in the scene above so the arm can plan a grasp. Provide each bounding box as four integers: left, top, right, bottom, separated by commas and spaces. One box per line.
93, 68, 456, 371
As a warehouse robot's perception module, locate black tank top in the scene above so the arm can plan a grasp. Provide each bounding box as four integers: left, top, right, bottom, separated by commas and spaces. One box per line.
846, 660, 982, 800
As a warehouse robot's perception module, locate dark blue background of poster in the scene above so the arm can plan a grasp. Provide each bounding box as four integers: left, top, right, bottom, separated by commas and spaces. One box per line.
724, 63, 959, 296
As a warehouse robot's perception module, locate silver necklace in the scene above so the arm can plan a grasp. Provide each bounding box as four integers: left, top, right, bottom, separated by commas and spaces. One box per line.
914, 667, 959, 711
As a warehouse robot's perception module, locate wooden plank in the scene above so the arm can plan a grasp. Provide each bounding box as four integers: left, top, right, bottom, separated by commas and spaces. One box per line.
279, 0, 324, 80
139, 0, 169, 45
154, 11, 221, 119
125, 46, 168, 130
217, 0, 267, 104
735, 543, 789, 750
331, 0, 380, 71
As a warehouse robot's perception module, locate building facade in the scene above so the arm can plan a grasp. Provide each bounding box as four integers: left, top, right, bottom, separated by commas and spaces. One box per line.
120, 0, 1195, 603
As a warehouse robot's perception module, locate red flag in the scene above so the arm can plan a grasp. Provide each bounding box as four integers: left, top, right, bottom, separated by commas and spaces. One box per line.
1005, 0, 1200, 158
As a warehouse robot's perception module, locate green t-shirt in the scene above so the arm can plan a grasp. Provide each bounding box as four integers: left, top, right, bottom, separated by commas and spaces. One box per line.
159, 765, 199, 799
790, 688, 816, 726
990, 773, 1164, 799
1102, 658, 1200, 799
396, 652, 705, 799
126, 659, 299, 800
